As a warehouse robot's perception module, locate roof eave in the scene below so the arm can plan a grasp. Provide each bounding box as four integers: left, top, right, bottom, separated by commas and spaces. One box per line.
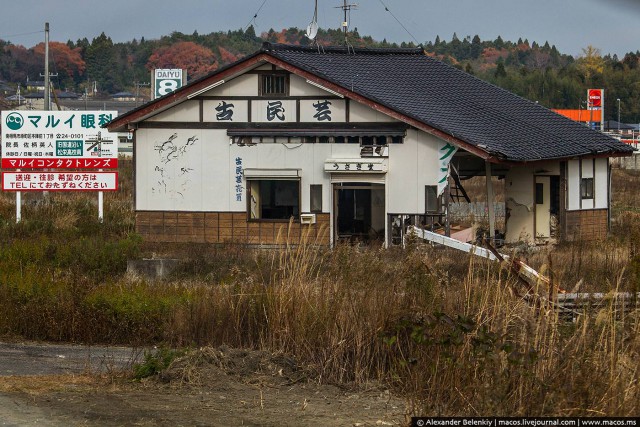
106, 51, 269, 132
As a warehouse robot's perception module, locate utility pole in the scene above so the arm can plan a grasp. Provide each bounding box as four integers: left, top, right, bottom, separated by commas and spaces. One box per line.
134, 81, 150, 107
335, 0, 358, 44
41, 22, 58, 111
44, 22, 49, 111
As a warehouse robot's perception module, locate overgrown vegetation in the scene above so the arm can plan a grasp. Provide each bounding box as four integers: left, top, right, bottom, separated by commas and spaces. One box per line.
0, 162, 638, 416
2, 28, 640, 122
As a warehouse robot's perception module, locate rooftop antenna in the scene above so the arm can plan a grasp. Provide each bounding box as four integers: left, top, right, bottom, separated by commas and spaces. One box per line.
305, 0, 319, 42
335, 0, 358, 45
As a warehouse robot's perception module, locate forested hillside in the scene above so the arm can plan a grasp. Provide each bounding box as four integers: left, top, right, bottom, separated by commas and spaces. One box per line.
1, 27, 639, 122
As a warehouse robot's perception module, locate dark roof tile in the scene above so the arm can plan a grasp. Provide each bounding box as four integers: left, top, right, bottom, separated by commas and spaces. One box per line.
263, 43, 633, 161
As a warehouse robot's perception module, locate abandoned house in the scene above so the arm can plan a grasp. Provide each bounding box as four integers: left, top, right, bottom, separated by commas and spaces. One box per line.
107, 43, 634, 246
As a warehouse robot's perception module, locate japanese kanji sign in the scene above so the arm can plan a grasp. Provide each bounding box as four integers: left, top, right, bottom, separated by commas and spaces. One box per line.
437, 141, 458, 196
323, 160, 387, 173
1, 110, 119, 163
2, 172, 118, 192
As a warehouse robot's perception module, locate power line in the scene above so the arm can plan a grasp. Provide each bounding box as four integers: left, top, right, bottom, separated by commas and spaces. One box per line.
244, 0, 269, 32
377, 0, 420, 46
0, 30, 45, 40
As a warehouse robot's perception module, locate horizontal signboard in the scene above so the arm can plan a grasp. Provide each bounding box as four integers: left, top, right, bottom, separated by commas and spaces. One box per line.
1, 158, 118, 169
2, 110, 119, 160
324, 159, 387, 173
2, 172, 118, 191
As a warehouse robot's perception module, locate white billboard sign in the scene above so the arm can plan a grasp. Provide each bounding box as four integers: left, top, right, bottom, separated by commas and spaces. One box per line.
154, 69, 185, 99
1, 110, 119, 161
2, 172, 118, 192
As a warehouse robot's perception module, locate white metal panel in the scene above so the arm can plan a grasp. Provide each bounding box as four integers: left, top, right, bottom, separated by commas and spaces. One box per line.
567, 160, 580, 210
386, 129, 439, 214
595, 158, 608, 209
581, 159, 594, 178
146, 101, 200, 122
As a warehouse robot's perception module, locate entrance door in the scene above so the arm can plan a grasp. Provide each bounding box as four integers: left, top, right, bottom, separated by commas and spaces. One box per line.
535, 176, 551, 238
334, 183, 385, 243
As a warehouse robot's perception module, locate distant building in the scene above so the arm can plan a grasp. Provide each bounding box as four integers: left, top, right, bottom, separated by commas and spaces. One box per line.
111, 92, 138, 102
25, 80, 46, 92
24, 91, 80, 100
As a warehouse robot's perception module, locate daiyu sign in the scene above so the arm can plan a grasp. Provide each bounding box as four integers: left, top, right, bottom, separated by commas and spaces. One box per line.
154, 69, 185, 99
1, 110, 119, 168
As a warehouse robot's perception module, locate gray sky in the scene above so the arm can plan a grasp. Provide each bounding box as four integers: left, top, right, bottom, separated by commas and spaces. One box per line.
1, 0, 639, 57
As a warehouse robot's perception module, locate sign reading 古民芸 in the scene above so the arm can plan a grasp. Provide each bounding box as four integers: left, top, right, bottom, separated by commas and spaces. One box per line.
1, 110, 119, 160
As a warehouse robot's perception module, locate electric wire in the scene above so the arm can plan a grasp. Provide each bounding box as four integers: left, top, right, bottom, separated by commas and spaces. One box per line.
0, 30, 44, 41
244, 0, 269, 32
376, 0, 421, 46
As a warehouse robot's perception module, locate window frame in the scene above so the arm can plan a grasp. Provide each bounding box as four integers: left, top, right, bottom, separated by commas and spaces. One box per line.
310, 184, 323, 213
246, 178, 301, 222
258, 72, 290, 97
425, 185, 441, 213
580, 177, 594, 200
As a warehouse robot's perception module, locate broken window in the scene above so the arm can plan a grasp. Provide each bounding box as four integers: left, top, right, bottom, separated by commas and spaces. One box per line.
425, 185, 440, 212
535, 183, 544, 205
580, 177, 594, 199
248, 179, 300, 220
310, 184, 323, 213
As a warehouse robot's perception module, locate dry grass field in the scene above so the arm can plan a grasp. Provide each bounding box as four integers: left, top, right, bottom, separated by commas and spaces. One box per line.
0, 161, 638, 417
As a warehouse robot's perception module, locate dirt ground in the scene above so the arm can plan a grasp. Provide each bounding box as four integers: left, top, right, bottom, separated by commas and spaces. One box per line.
0, 344, 407, 426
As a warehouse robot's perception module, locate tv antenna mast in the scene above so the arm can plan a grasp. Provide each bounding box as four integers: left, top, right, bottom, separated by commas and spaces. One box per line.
305, 0, 319, 42
335, 0, 358, 44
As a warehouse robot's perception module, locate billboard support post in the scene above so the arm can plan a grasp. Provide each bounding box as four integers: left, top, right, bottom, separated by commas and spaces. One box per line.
16, 169, 21, 223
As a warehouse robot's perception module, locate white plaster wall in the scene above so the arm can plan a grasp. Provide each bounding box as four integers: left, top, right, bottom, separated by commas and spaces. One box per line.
290, 74, 334, 96
203, 74, 258, 97
136, 128, 343, 213
136, 128, 231, 211
505, 167, 534, 242
504, 161, 561, 242
567, 158, 608, 211
146, 101, 200, 122
387, 129, 439, 213
349, 102, 398, 123
567, 160, 580, 210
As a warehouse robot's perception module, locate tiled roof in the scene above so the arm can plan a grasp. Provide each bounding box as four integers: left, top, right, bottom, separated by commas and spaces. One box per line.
263, 43, 634, 162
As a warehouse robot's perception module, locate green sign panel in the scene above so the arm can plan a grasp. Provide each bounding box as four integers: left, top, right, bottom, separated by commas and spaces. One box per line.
56, 140, 83, 156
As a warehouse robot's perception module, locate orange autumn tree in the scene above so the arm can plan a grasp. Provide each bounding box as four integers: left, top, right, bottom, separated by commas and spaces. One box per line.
146, 42, 218, 80
32, 42, 85, 85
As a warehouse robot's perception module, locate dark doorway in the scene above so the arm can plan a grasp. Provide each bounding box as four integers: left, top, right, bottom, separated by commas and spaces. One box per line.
334, 183, 385, 243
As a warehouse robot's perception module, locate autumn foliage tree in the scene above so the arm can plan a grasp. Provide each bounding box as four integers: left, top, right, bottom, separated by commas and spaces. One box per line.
146, 41, 218, 80
32, 41, 85, 88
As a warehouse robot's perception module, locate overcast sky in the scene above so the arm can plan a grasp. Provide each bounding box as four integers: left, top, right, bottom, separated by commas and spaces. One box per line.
1, 0, 638, 57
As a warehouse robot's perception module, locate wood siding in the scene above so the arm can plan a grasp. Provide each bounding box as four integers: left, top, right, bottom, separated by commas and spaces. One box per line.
564, 209, 608, 241
136, 211, 330, 245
